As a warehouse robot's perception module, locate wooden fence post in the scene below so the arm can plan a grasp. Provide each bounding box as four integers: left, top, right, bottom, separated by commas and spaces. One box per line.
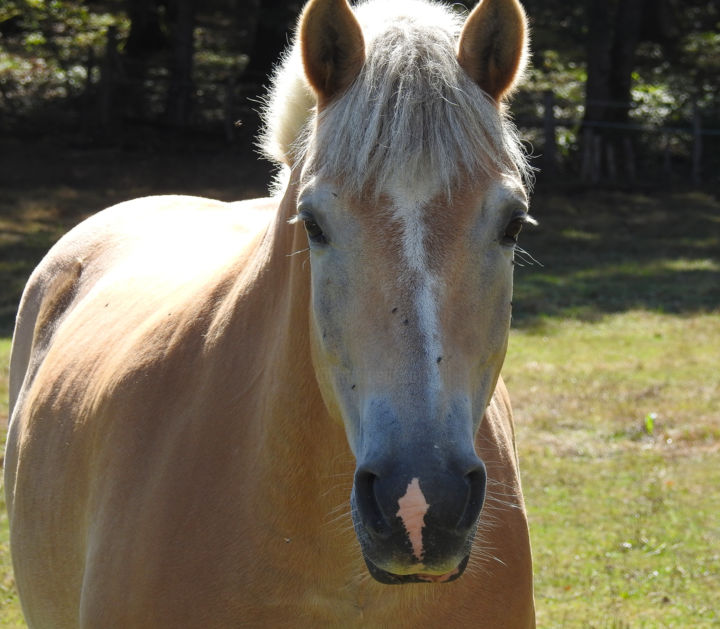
166, 0, 196, 127
606, 142, 617, 182
543, 90, 557, 177
98, 26, 118, 135
692, 100, 702, 185
592, 132, 602, 184
581, 127, 593, 182
82, 47, 96, 134
622, 136, 636, 183
662, 133, 673, 177
224, 76, 236, 143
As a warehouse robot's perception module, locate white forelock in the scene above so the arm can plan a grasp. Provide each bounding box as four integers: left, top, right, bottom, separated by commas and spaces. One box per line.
259, 0, 530, 198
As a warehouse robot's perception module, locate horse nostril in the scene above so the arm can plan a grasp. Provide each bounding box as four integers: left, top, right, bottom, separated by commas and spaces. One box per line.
457, 463, 487, 530
354, 468, 392, 538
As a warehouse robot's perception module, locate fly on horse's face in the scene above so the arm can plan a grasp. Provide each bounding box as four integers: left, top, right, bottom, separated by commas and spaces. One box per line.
299, 177, 530, 582
294, 0, 531, 584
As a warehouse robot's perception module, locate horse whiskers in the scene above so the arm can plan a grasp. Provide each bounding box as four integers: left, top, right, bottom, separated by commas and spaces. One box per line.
322, 471, 354, 481
485, 479, 519, 493
318, 482, 352, 500
287, 247, 310, 257
319, 476, 352, 489
484, 485, 523, 501
324, 507, 352, 523
484, 497, 522, 512
484, 484, 521, 498
465, 548, 507, 578
484, 481, 523, 505
513, 245, 543, 267
486, 481, 520, 494
323, 520, 356, 538
326, 506, 353, 521
327, 523, 357, 539
322, 501, 355, 531
326, 500, 352, 514
324, 508, 353, 525
469, 526, 508, 568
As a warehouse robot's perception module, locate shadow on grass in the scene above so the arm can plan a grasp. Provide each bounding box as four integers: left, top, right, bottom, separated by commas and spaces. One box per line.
512, 188, 720, 328
0, 231, 67, 336
0, 138, 275, 336
1, 141, 719, 336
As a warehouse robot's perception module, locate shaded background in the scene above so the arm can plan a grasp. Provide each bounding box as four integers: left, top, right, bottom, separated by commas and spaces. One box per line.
1, 0, 719, 185
0, 0, 719, 335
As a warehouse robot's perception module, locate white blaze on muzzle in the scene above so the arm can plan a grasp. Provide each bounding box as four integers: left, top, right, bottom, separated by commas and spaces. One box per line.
396, 477, 430, 561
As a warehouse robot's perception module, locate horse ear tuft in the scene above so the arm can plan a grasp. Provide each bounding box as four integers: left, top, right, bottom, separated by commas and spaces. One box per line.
300, 0, 365, 107
457, 0, 529, 104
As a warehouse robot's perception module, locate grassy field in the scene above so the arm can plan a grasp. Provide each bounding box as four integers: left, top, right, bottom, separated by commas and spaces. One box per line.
506, 313, 720, 627
506, 189, 720, 627
0, 141, 718, 626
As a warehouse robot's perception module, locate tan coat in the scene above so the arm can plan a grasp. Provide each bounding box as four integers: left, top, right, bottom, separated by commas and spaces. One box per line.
6, 0, 536, 626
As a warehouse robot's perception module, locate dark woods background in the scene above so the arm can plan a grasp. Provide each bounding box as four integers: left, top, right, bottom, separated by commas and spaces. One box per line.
1, 0, 719, 189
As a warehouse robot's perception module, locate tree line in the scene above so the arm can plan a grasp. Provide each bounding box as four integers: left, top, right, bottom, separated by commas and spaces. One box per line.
1, 0, 718, 184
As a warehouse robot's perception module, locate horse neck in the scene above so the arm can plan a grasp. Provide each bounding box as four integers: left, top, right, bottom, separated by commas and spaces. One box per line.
217, 171, 354, 531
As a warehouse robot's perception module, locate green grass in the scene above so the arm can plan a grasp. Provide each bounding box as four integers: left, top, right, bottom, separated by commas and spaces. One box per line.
506, 313, 720, 628
511, 190, 720, 321
504, 188, 720, 626
1, 441, 25, 628
0, 340, 8, 428
1, 338, 24, 625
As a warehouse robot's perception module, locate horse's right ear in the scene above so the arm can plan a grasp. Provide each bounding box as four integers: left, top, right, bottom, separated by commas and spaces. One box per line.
300, 0, 365, 107
457, 0, 528, 104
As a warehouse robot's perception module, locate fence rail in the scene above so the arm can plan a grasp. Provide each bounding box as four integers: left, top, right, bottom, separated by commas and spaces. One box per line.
535, 91, 717, 185
4, 29, 717, 188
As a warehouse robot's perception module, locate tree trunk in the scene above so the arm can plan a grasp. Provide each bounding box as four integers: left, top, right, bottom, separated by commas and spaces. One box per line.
124, 0, 168, 121
242, 0, 298, 86
542, 90, 557, 178
581, 0, 613, 181
241, 0, 299, 138
98, 25, 120, 138
166, 0, 196, 127
582, 0, 644, 182
583, 0, 613, 127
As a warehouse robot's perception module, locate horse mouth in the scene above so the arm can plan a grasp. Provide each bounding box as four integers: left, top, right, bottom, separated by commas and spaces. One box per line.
363, 554, 469, 585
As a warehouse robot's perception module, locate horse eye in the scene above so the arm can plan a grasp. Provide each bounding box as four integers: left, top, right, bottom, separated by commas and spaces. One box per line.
502, 217, 524, 245
302, 216, 327, 244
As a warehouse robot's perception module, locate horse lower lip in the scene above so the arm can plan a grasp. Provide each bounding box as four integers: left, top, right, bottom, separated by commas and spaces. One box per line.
415, 568, 461, 583
364, 555, 469, 585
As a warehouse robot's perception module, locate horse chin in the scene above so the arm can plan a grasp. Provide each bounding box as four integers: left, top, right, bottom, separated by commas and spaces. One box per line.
362, 554, 469, 585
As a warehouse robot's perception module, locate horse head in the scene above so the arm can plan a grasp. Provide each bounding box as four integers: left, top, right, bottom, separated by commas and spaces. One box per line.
292, 0, 531, 584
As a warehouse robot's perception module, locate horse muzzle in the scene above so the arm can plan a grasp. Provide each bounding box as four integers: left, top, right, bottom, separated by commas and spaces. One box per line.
350, 458, 487, 585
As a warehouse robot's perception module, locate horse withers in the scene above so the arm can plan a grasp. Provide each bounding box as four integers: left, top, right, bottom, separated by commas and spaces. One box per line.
5, 0, 536, 626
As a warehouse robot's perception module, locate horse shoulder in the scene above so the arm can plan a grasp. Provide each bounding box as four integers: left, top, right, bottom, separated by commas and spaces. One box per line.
5, 194, 277, 627
9, 194, 273, 411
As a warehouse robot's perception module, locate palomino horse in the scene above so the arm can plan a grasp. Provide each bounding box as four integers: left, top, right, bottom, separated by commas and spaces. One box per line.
5, 0, 536, 626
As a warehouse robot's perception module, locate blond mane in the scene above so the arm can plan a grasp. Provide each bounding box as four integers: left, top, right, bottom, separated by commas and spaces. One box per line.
259, 0, 530, 197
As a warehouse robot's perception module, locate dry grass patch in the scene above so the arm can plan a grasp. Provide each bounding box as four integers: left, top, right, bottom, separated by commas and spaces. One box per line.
506, 311, 720, 627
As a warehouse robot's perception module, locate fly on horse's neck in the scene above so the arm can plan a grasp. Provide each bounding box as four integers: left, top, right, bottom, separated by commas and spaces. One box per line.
6, 1, 536, 626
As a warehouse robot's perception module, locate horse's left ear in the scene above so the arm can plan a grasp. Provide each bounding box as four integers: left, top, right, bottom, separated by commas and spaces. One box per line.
300, 0, 365, 107
457, 0, 529, 104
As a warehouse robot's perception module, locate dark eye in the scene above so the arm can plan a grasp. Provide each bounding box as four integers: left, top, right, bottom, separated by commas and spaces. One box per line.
502, 216, 525, 245
300, 213, 327, 245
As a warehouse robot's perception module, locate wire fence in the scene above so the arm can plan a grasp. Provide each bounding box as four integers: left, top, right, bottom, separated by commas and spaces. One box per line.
522, 91, 719, 186
3, 31, 718, 188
